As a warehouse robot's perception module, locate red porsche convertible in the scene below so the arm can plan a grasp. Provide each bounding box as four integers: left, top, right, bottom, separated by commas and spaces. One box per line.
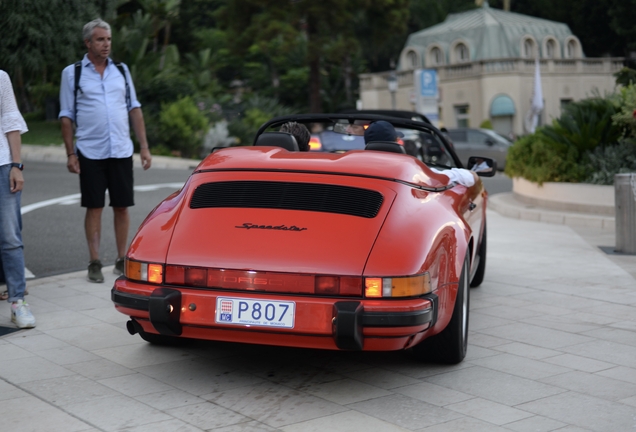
112, 114, 495, 364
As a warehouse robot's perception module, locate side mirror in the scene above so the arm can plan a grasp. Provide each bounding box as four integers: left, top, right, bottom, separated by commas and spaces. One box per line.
467, 156, 496, 177
485, 139, 495, 146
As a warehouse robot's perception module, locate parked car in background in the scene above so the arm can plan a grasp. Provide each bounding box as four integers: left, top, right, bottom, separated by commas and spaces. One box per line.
446, 128, 512, 170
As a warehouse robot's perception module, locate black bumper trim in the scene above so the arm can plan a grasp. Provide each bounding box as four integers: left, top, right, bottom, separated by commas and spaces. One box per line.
362, 309, 432, 327
112, 289, 150, 311
112, 289, 437, 349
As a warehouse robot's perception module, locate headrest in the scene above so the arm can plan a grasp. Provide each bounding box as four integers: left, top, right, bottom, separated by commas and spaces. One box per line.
254, 132, 299, 151
365, 141, 407, 154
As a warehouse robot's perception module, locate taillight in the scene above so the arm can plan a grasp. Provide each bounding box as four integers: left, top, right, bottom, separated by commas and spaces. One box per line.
309, 136, 322, 151
164, 265, 362, 296
364, 274, 431, 298
125, 258, 164, 284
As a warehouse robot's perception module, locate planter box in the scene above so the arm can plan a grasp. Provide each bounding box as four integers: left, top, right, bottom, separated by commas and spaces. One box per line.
513, 177, 614, 216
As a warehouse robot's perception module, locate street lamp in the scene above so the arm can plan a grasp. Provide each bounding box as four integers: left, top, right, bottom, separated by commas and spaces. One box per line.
388, 71, 398, 110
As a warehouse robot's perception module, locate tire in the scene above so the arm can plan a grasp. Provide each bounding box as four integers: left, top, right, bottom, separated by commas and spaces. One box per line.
413, 253, 470, 364
470, 222, 487, 288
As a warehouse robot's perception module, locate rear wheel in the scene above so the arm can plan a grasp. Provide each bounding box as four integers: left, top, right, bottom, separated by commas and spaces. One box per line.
413, 253, 470, 364
470, 223, 487, 288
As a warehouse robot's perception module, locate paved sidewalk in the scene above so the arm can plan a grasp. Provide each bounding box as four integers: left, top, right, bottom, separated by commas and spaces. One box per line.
2, 209, 635, 431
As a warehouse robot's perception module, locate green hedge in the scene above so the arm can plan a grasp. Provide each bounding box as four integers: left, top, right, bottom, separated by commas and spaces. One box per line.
505, 92, 636, 185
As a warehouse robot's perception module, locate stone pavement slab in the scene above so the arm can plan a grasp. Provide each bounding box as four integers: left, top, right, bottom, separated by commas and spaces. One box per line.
1, 210, 635, 431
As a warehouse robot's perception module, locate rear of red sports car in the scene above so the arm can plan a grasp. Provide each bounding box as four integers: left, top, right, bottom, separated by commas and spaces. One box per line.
112, 115, 490, 364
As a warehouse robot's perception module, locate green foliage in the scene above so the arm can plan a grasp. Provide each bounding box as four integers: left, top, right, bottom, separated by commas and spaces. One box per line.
227, 95, 295, 146
504, 133, 587, 185
137, 74, 197, 117
583, 139, 636, 185
611, 84, 636, 137
157, 96, 209, 158
479, 119, 493, 129
614, 67, 636, 87
540, 97, 621, 154
28, 83, 60, 111
21, 119, 63, 146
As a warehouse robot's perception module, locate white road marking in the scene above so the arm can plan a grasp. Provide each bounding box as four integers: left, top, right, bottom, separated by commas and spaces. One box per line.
21, 182, 184, 215
20, 182, 184, 279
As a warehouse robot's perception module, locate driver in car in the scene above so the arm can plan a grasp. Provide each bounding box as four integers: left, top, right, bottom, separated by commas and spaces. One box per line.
345, 120, 368, 136
364, 121, 478, 187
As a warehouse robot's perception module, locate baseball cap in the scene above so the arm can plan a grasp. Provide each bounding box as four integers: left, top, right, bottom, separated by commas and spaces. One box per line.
363, 121, 404, 143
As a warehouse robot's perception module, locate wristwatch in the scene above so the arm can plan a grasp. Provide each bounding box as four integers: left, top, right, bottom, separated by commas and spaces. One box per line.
10, 162, 24, 171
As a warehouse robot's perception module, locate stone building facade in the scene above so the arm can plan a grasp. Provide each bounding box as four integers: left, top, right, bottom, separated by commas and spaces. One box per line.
359, 3, 623, 136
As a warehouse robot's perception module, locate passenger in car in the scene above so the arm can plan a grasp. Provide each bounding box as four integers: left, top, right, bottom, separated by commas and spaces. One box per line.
279, 122, 311, 151
364, 121, 478, 187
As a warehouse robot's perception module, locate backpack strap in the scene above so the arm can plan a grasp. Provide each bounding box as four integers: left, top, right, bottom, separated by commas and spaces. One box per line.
113, 61, 131, 110
73, 61, 82, 126
73, 60, 131, 127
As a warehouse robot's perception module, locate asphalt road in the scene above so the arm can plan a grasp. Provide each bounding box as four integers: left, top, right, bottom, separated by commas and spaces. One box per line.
19, 161, 512, 279
21, 161, 193, 278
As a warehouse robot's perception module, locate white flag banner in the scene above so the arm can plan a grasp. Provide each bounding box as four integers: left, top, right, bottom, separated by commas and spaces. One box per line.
525, 58, 544, 133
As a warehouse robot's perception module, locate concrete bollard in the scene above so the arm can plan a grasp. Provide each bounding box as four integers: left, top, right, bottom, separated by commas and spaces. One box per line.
615, 173, 636, 254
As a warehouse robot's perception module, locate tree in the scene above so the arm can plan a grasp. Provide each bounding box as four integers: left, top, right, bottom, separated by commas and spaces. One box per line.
219, 0, 409, 112
0, 0, 115, 110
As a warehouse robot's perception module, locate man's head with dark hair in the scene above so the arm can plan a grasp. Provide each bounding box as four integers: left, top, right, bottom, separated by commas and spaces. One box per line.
280, 122, 311, 151
363, 120, 403, 144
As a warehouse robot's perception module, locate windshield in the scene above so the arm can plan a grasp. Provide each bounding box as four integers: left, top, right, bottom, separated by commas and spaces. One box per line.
481, 129, 513, 144
264, 117, 459, 169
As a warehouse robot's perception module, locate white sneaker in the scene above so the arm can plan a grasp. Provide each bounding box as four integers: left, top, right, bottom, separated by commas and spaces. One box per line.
11, 300, 36, 329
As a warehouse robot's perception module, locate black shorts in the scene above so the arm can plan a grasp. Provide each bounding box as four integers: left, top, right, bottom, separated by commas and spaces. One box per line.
78, 150, 134, 208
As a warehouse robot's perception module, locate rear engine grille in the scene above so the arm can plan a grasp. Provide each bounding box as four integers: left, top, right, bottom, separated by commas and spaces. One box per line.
190, 181, 383, 218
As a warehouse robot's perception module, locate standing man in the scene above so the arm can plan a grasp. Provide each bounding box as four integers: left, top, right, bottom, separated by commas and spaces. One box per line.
59, 18, 152, 283
0, 69, 36, 328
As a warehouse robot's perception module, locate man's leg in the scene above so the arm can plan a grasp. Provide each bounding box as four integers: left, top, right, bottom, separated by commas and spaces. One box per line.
113, 207, 129, 259
85, 207, 103, 261
85, 207, 105, 283
107, 156, 134, 275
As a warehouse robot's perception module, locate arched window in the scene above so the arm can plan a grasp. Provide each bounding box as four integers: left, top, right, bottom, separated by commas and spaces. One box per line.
406, 51, 418, 69
523, 38, 535, 58
430, 47, 443, 66
545, 39, 556, 58
455, 43, 469, 63
566, 39, 578, 58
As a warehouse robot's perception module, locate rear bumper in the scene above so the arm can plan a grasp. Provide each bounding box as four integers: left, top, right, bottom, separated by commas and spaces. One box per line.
112, 279, 438, 351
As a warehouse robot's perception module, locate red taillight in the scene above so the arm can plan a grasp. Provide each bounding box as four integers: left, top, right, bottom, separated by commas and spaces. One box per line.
397, 138, 404, 145
164, 265, 362, 296
185, 268, 207, 287
315, 276, 339, 294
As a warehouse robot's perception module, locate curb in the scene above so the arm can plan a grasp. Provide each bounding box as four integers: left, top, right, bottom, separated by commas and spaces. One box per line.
21, 144, 201, 170
489, 192, 615, 230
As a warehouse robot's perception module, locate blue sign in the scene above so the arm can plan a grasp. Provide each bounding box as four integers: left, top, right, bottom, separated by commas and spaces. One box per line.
420, 69, 438, 97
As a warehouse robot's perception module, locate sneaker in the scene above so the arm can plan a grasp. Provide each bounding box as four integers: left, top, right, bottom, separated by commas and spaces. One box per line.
114, 257, 125, 275
11, 300, 36, 329
88, 259, 104, 283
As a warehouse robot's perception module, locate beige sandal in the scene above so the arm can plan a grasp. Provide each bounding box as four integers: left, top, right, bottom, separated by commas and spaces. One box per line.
0, 289, 28, 300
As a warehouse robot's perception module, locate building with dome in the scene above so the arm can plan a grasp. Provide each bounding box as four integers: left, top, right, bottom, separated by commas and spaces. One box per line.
358, 3, 623, 137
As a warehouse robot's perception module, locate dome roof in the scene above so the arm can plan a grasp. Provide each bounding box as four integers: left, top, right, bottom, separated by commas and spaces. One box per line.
401, 3, 578, 68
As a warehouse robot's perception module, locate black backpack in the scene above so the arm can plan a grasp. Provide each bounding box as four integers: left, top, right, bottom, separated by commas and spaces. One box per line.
73, 60, 131, 126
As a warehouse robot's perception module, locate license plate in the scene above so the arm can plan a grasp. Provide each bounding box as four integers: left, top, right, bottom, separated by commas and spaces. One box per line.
215, 297, 295, 328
